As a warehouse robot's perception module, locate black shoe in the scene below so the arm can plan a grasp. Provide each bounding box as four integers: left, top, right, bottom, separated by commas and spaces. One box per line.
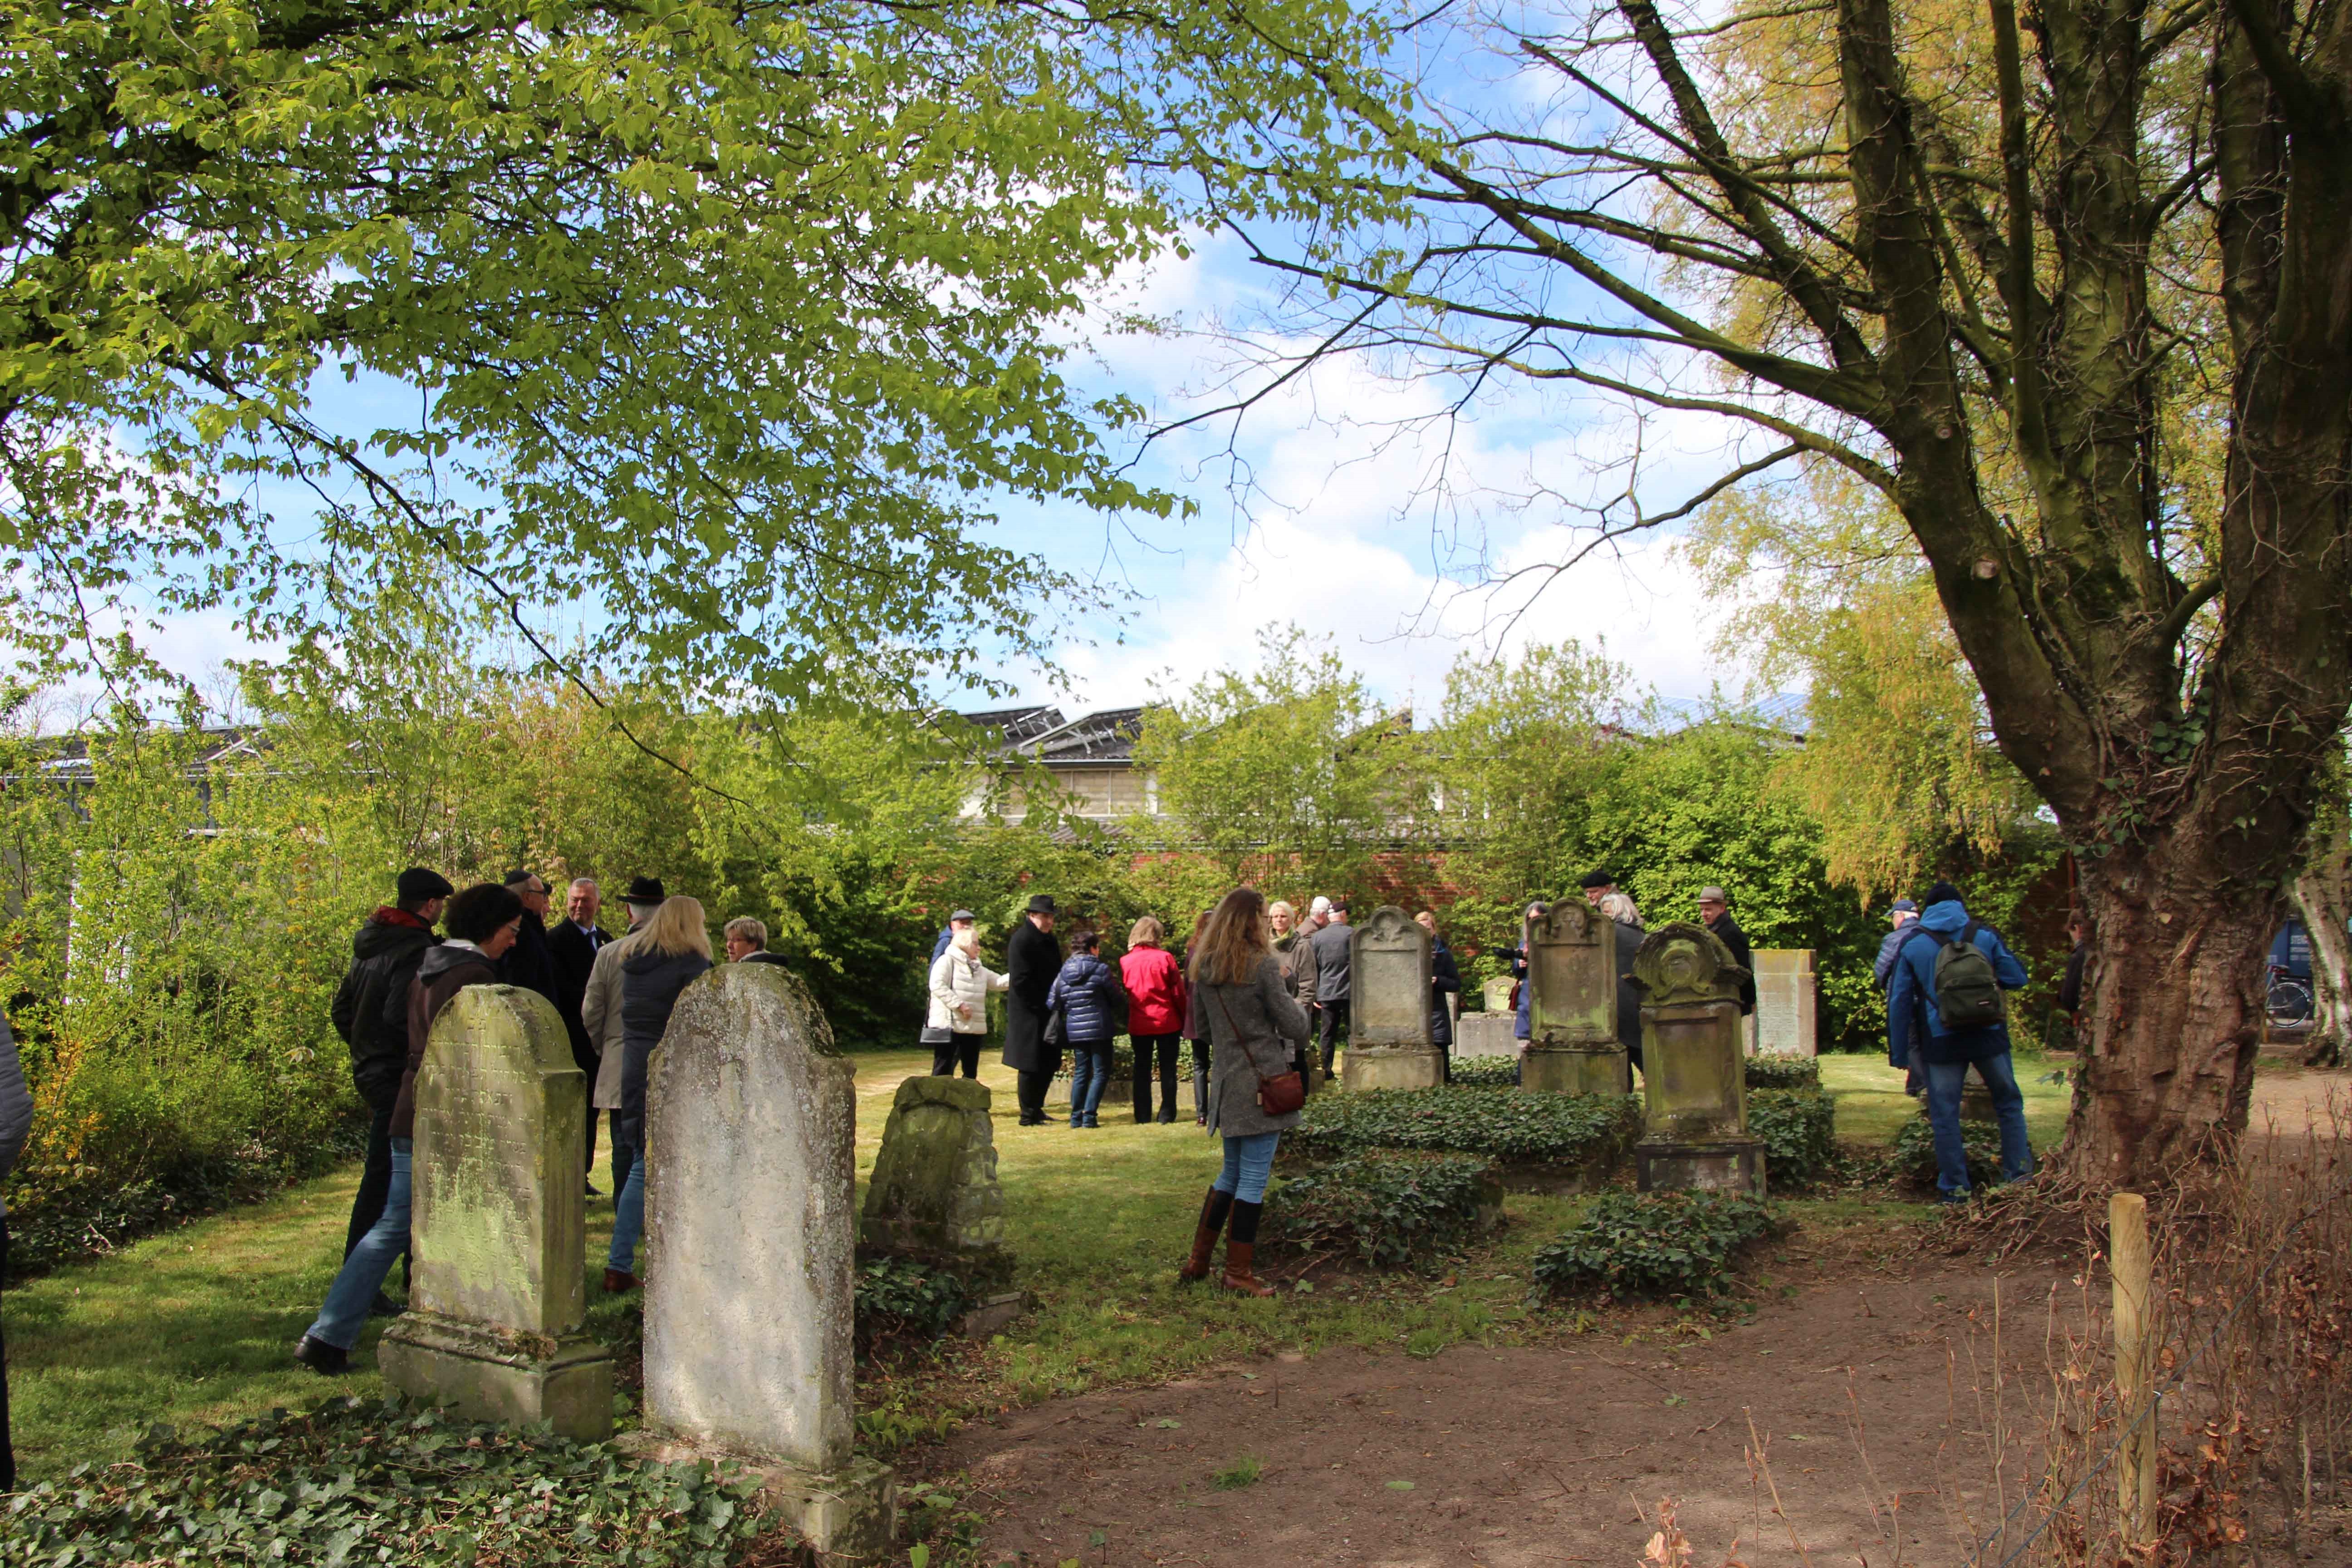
294, 1334, 350, 1375
367, 1291, 405, 1318
585, 1181, 602, 1197
1019, 1112, 1042, 1126
1156, 1108, 1178, 1123
1038, 1110, 1061, 1122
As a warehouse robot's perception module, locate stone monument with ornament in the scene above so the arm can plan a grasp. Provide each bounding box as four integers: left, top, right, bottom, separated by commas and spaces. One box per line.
1522, 900, 1629, 1095
1631, 922, 1766, 1194
1343, 906, 1444, 1090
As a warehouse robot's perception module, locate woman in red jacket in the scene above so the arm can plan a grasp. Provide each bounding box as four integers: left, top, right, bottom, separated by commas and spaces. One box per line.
1121, 916, 1188, 1124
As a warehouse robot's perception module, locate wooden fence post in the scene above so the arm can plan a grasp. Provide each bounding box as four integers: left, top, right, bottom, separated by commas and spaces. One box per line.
2111, 1190, 2157, 1546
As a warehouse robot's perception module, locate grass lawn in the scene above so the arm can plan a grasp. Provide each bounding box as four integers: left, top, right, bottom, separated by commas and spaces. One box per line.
10, 1046, 1972, 1481
1816, 1048, 2074, 1146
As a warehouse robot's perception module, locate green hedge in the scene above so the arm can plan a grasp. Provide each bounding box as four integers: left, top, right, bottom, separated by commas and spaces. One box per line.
1531, 1191, 1783, 1301
1747, 1088, 1838, 1188
1447, 1056, 1520, 1090
1268, 1150, 1501, 1269
5, 1398, 768, 1567
1744, 1055, 1821, 1091
1891, 1109, 2003, 1190
1287, 1086, 1643, 1166
854, 1255, 970, 1355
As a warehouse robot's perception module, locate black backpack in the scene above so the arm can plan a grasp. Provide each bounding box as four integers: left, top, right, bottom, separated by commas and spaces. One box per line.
1915, 921, 2005, 1029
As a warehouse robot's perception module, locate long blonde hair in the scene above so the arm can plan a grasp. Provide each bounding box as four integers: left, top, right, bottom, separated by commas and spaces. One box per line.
640, 894, 711, 960
1190, 888, 1269, 987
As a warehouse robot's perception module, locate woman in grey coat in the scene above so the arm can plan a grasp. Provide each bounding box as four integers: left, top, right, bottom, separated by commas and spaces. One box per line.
1178, 887, 1310, 1296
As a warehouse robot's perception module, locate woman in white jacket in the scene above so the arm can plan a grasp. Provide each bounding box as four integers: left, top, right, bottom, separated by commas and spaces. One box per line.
925, 911, 1008, 1078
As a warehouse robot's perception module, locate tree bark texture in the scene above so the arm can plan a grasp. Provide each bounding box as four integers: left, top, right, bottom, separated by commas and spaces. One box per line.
2292, 779, 2352, 1067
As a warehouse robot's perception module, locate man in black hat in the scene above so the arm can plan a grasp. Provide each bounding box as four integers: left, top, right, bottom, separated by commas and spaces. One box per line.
582, 877, 665, 1198
1001, 894, 1064, 1124
328, 867, 449, 1300
1578, 869, 1616, 905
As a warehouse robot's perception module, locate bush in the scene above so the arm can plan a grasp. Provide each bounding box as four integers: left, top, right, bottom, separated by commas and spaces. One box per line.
1744, 1055, 1820, 1091
1446, 1055, 1519, 1090
1286, 1086, 1643, 1167
1746, 1088, 1838, 1189
2, 1397, 768, 1568
1891, 1108, 2003, 1190
1267, 1150, 1501, 1268
1530, 1190, 1783, 1301
854, 1254, 970, 1354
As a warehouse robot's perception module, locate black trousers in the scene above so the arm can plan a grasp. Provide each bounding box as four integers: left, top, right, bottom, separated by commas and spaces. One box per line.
1016, 1061, 1060, 1118
1131, 1033, 1181, 1118
608, 1108, 637, 1194
931, 1034, 983, 1078
345, 1097, 396, 1258
0, 1219, 13, 1492
1318, 1000, 1350, 1075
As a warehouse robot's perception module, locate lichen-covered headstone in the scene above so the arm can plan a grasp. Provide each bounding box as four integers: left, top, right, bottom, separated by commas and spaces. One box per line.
1523, 901, 1629, 1095
1750, 949, 1819, 1057
1631, 924, 1764, 1195
379, 985, 612, 1439
1344, 906, 1442, 1090
861, 1076, 1009, 1284
639, 963, 894, 1563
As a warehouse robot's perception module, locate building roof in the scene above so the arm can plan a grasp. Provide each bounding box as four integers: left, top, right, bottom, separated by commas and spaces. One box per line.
951, 706, 1146, 766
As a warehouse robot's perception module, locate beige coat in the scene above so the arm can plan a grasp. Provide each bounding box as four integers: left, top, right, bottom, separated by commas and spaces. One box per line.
928, 945, 1008, 1034
582, 926, 650, 1110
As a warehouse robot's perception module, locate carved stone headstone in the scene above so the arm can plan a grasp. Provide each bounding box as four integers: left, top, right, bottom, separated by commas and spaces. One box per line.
1482, 975, 1517, 1015
1631, 924, 1764, 1194
379, 985, 612, 1439
861, 1076, 1010, 1285
1750, 950, 1819, 1057
1522, 901, 1629, 1095
1452, 1012, 1520, 1059
636, 964, 895, 1563
1344, 906, 1442, 1090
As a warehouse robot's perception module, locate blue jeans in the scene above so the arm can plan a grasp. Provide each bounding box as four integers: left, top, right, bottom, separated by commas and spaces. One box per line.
609, 1153, 646, 1273
1214, 1131, 1282, 1203
308, 1138, 411, 1351
1069, 1044, 1112, 1124
1926, 1052, 2035, 1196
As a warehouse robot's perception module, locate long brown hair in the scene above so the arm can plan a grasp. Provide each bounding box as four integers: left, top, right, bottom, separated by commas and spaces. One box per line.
1190, 887, 1269, 987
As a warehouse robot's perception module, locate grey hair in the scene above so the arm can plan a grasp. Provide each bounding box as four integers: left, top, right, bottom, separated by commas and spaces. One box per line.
569, 877, 599, 892
1268, 901, 1296, 920
1598, 891, 1644, 926
724, 916, 769, 949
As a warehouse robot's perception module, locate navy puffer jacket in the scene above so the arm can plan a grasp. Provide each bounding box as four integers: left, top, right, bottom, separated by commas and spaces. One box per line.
1047, 951, 1126, 1044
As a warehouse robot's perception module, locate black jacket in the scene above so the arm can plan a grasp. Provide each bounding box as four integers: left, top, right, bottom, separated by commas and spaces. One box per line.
497, 909, 559, 1008
330, 911, 441, 1109
1615, 919, 1648, 1057
617, 947, 713, 1141
2059, 941, 2089, 1015
1429, 938, 1461, 1048
1000, 918, 1064, 1072
546, 918, 608, 1073
1706, 911, 1757, 1015
1309, 920, 1353, 1003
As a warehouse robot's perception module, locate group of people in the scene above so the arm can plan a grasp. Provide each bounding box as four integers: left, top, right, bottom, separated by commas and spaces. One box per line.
306, 867, 796, 1372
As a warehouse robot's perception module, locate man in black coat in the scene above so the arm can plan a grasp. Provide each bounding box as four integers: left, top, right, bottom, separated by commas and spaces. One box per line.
546, 876, 610, 1183
328, 866, 449, 1286
1000, 894, 1064, 1125
498, 870, 561, 1004
1698, 886, 1756, 1015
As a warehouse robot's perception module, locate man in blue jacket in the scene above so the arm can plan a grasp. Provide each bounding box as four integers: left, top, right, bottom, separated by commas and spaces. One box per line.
1886, 881, 2035, 1201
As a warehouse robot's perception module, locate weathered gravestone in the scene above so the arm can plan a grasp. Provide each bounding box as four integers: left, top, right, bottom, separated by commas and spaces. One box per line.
1453, 1012, 1520, 1059
634, 963, 895, 1564
1632, 924, 1765, 1195
379, 986, 612, 1440
1522, 901, 1629, 1095
861, 1075, 1010, 1287
1483, 975, 1517, 1015
1749, 950, 1819, 1057
1344, 906, 1443, 1090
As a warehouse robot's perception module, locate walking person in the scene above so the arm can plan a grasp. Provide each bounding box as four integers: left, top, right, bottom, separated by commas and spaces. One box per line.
1696, 887, 1755, 1014
1002, 894, 1064, 1125
1309, 897, 1352, 1078
1176, 887, 1311, 1296
1598, 891, 1648, 1074
1417, 911, 1461, 1082
606, 894, 714, 1292
497, 870, 560, 1005
1885, 881, 2035, 1202
925, 911, 1006, 1078
1049, 931, 1126, 1129
297, 882, 524, 1372
1122, 916, 1188, 1122
582, 877, 665, 1209
327, 867, 449, 1301
0, 1004, 33, 1486
548, 878, 609, 1189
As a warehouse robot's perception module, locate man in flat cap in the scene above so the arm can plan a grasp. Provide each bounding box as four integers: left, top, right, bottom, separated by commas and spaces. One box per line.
328, 867, 450, 1304
1696, 886, 1755, 1015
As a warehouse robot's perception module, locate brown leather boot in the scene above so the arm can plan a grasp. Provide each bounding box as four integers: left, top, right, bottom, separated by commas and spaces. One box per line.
1180, 1187, 1235, 1282
1219, 1200, 1276, 1296
603, 1267, 639, 1294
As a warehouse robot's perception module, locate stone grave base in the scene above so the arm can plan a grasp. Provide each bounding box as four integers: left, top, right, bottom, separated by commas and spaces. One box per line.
1960, 1083, 1997, 1122
1341, 1044, 1445, 1092
1452, 1013, 1518, 1059
955, 1290, 1027, 1339
621, 1434, 897, 1565
1521, 1044, 1630, 1096
1635, 1137, 1767, 1196
379, 1312, 614, 1441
